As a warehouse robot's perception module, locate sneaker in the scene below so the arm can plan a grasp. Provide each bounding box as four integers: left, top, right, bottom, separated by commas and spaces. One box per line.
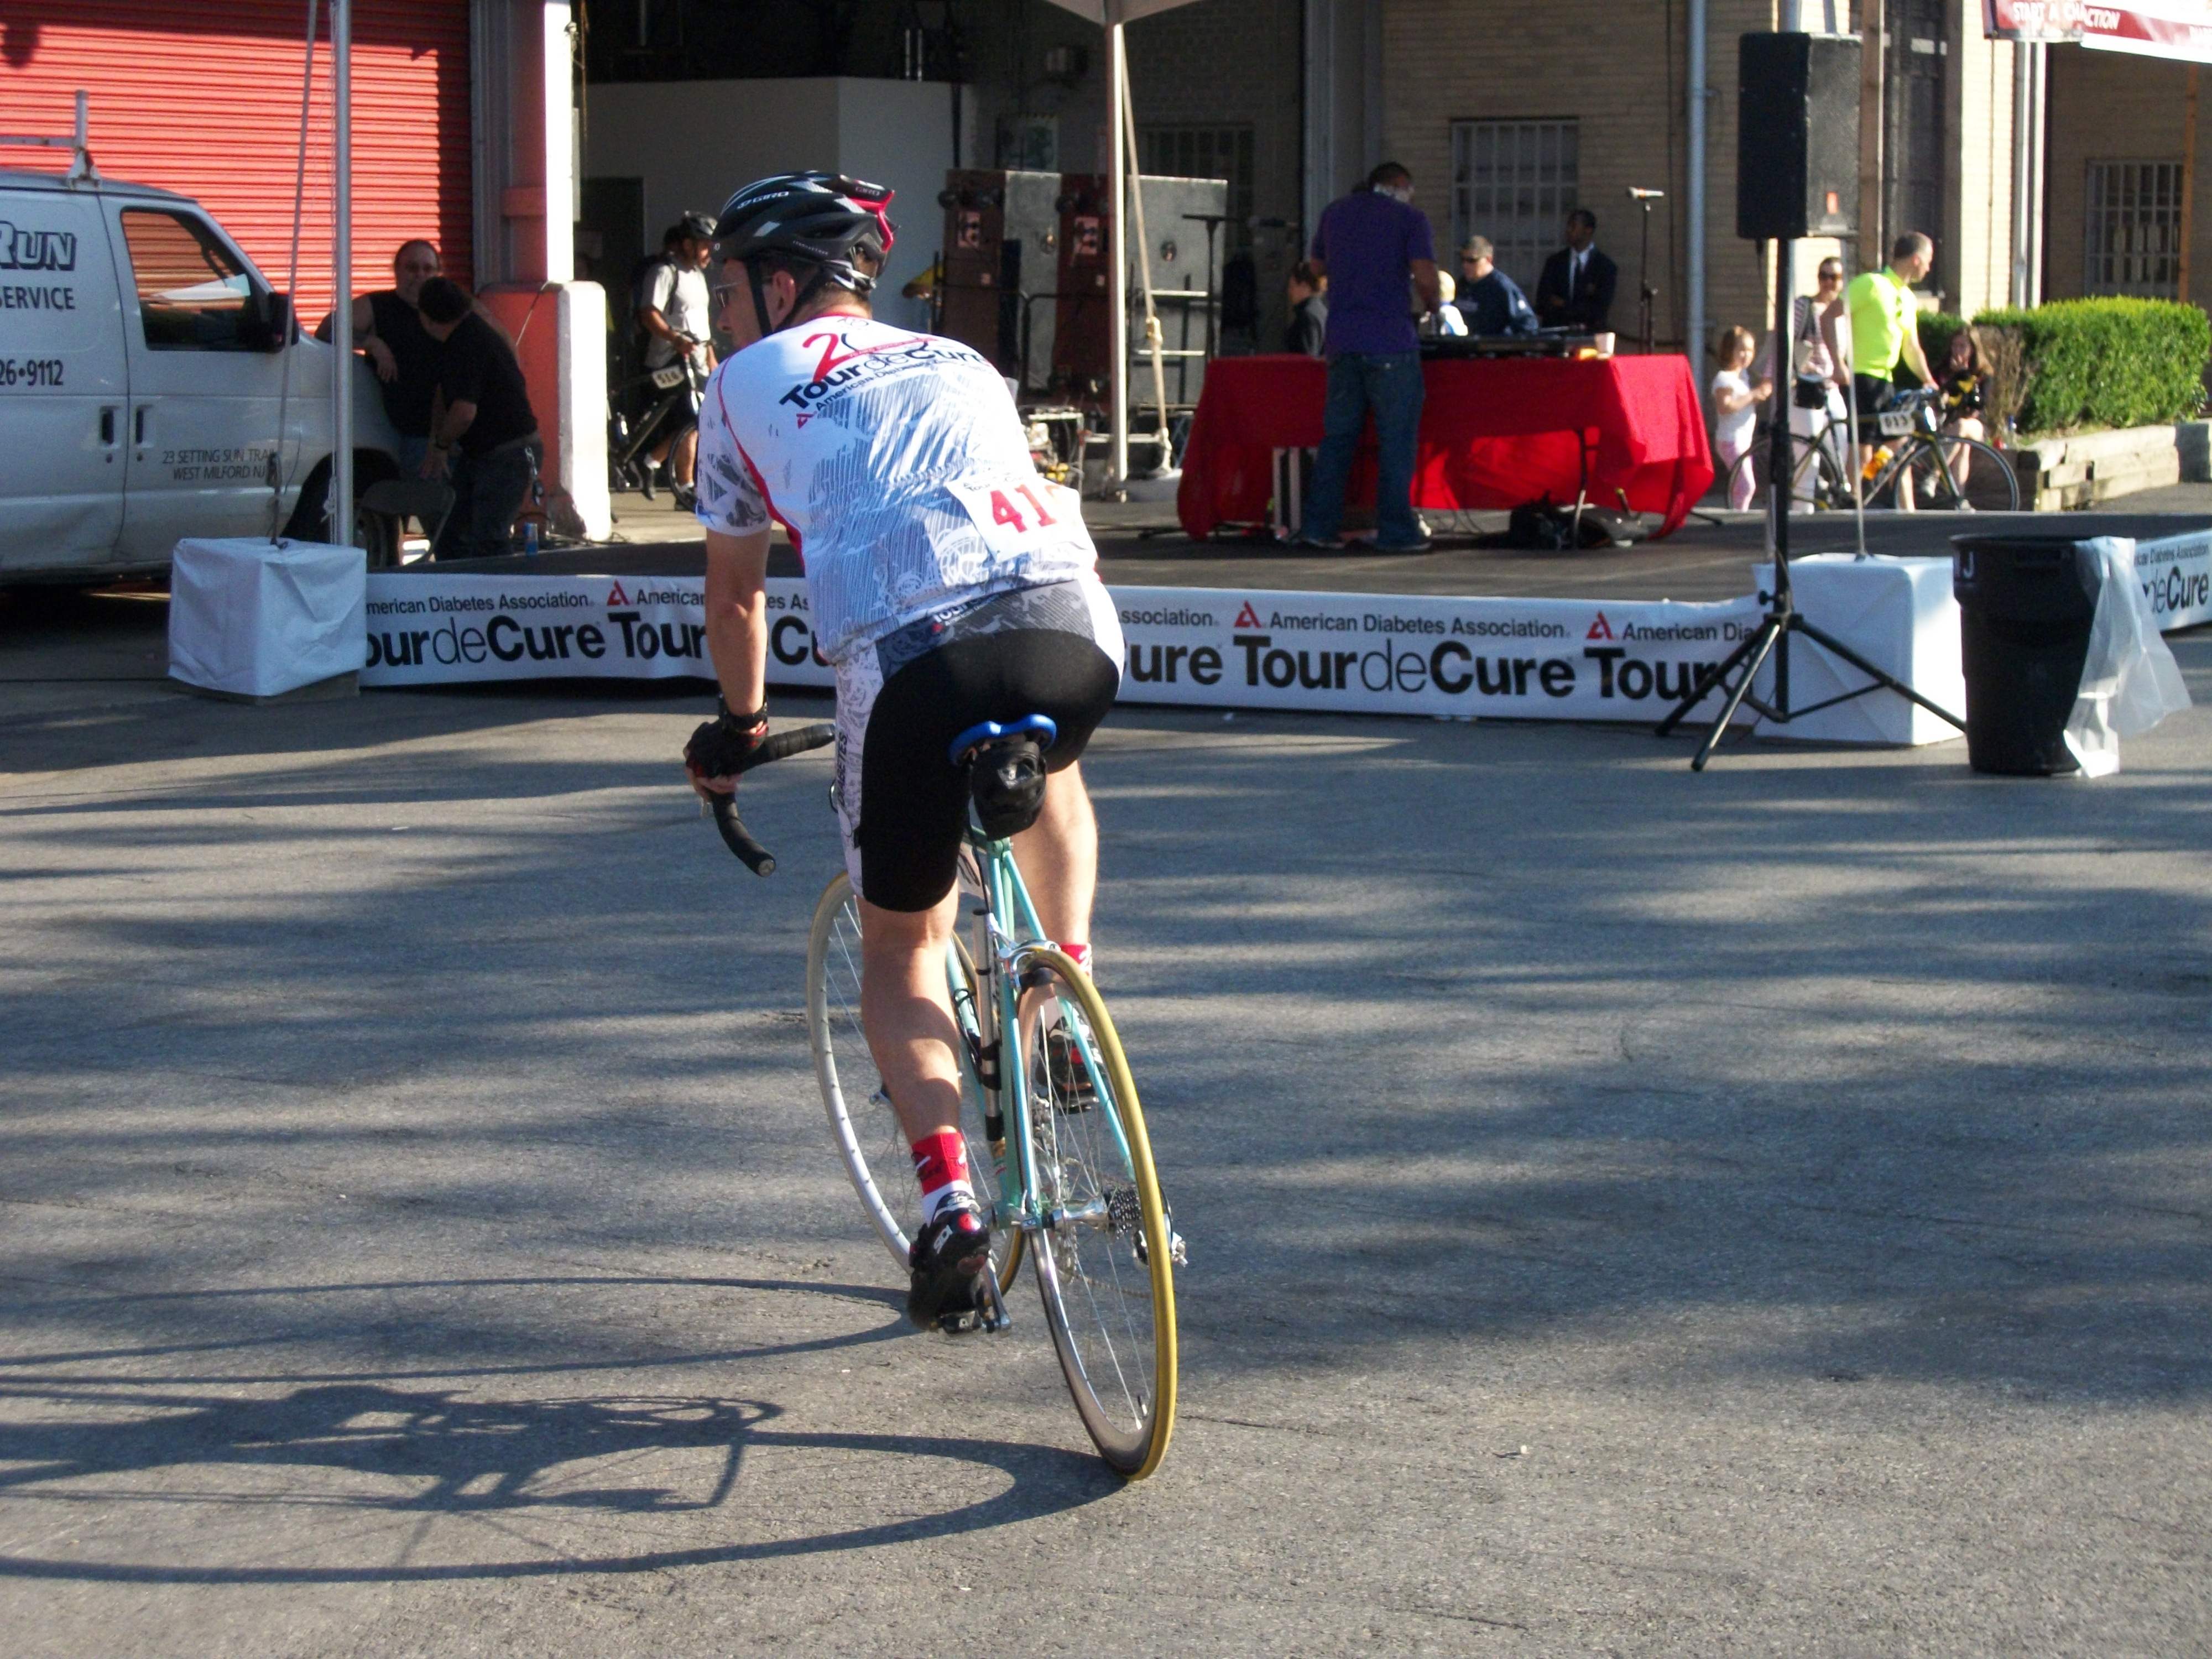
907, 1199, 993, 1331
1372, 532, 1434, 553
671, 482, 697, 512
638, 466, 657, 502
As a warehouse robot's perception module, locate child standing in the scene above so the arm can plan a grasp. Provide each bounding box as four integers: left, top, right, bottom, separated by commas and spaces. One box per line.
1710, 325, 1772, 510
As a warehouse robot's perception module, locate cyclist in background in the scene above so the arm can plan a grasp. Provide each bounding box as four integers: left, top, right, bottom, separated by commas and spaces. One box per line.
635, 212, 719, 508
1844, 232, 1938, 507
679, 174, 1124, 1331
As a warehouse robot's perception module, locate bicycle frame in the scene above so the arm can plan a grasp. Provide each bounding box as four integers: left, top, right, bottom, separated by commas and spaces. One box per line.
1868, 432, 1967, 505
948, 830, 1130, 1244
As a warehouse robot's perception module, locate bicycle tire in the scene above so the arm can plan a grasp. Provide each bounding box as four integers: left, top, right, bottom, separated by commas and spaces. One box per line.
1018, 946, 1178, 1479
803, 873, 1021, 1289
1915, 434, 2021, 512
1725, 433, 1853, 513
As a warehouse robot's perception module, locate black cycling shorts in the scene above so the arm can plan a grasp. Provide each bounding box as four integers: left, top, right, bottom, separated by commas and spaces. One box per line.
832, 578, 1124, 912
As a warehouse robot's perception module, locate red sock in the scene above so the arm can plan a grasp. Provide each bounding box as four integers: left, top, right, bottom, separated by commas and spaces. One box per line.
911, 1129, 973, 1224
1062, 941, 1092, 976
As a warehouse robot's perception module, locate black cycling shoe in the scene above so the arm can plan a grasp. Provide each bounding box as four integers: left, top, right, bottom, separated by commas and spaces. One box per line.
907, 1200, 993, 1332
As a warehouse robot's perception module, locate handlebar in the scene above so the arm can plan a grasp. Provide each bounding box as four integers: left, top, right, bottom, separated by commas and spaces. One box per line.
706, 721, 835, 877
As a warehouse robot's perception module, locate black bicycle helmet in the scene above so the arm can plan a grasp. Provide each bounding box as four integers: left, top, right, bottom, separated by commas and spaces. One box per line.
677, 210, 719, 242
713, 172, 897, 335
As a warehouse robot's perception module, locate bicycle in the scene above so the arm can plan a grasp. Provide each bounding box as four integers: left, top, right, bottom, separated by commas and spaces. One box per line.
607, 363, 700, 496
1725, 385, 2020, 513
709, 716, 1181, 1479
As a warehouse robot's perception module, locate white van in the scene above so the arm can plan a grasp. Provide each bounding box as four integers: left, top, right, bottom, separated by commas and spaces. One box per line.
0, 167, 404, 583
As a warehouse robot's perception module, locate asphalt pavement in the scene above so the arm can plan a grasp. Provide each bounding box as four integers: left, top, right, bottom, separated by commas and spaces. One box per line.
3, 580, 2211, 1656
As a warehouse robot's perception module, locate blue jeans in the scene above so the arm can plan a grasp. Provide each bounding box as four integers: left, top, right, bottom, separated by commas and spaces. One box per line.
432, 437, 540, 561
1304, 350, 1426, 545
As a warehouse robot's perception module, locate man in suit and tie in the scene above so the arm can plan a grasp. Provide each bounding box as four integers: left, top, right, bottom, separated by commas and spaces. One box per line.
1534, 208, 1618, 331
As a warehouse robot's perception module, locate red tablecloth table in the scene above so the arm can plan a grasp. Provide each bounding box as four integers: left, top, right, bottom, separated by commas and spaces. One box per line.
1175, 353, 1714, 540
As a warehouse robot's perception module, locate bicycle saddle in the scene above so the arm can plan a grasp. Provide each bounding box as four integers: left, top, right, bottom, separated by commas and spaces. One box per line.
951, 716, 1058, 840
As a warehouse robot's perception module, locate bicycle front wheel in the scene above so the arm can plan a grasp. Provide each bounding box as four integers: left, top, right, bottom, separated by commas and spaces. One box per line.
1877, 435, 2021, 512
1018, 947, 1178, 1478
804, 873, 1020, 1288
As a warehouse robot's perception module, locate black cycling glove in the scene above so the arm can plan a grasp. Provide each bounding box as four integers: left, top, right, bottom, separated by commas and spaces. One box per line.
685, 698, 770, 783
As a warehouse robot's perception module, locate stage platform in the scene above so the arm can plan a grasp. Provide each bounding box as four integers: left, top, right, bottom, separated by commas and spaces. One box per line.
407, 499, 2212, 607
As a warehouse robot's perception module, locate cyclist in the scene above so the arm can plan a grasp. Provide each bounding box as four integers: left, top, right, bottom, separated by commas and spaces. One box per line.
633, 212, 721, 508
1844, 232, 1938, 506
680, 173, 1124, 1330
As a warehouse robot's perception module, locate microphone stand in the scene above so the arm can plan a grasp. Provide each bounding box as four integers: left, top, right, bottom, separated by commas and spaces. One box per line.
1636, 196, 1657, 354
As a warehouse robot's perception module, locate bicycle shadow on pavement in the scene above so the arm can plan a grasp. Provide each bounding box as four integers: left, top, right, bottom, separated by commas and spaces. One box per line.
0, 1378, 1114, 1584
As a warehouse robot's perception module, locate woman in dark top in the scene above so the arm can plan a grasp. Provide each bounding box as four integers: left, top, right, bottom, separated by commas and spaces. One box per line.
1937, 326, 1992, 441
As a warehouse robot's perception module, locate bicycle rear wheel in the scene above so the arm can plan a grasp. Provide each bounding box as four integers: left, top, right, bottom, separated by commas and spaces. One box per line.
1725, 434, 1851, 513
804, 873, 1020, 1288
1018, 947, 1178, 1478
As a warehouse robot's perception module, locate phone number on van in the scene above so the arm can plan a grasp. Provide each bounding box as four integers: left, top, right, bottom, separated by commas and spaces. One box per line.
0, 358, 63, 387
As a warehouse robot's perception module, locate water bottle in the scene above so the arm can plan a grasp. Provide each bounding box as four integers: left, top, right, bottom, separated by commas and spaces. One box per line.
524, 519, 539, 557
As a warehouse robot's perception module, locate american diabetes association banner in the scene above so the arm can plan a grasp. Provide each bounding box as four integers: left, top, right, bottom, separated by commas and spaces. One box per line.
360, 571, 1771, 723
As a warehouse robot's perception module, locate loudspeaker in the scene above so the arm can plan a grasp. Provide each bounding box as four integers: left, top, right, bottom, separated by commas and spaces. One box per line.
1736, 33, 1860, 241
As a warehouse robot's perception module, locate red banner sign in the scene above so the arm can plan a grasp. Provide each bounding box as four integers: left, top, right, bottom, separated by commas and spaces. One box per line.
1987, 0, 2212, 61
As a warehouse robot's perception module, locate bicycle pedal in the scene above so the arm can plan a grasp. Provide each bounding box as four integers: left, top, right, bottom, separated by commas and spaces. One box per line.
934, 1274, 1013, 1336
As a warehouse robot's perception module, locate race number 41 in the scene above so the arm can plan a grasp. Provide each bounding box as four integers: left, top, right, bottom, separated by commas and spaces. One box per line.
956, 477, 1080, 549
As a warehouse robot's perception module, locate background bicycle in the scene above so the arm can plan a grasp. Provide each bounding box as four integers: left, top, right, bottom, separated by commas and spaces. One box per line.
1724, 385, 2020, 514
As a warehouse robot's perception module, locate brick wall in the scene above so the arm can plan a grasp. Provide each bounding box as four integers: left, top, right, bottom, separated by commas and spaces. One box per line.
1381, 0, 1788, 362
2044, 46, 2204, 307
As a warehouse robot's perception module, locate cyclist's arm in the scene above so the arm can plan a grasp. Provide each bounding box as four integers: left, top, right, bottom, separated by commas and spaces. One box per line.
1898, 314, 1936, 387
703, 525, 771, 728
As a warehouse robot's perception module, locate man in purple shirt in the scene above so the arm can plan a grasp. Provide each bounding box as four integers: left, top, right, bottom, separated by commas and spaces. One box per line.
1298, 161, 1441, 552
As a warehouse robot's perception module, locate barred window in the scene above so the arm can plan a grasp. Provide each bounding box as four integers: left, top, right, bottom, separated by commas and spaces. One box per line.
1141, 126, 1255, 249
2084, 161, 2182, 298
1451, 120, 1579, 291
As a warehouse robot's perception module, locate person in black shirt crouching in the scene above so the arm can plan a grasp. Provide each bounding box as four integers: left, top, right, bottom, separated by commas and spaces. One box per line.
418, 277, 541, 560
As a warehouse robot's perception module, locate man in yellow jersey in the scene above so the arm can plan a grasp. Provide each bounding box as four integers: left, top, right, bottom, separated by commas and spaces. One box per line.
1845, 232, 1937, 503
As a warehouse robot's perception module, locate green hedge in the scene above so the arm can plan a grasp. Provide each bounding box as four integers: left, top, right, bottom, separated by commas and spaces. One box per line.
1964, 298, 2210, 435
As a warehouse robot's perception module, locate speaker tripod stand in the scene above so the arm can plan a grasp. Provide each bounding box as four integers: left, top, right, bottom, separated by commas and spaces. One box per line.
1653, 236, 1965, 770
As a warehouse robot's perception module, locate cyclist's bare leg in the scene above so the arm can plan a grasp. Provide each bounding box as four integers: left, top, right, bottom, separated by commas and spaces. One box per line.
1011, 761, 1097, 950
860, 764, 1099, 1141
673, 426, 699, 487
858, 888, 964, 1144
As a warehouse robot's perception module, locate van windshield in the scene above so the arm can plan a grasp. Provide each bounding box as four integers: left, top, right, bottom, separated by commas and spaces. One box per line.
120, 210, 258, 351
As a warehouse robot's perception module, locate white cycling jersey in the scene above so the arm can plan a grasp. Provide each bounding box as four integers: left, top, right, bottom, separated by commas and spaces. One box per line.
692, 316, 1096, 665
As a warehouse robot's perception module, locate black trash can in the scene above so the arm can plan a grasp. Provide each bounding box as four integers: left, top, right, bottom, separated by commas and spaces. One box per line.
1951, 535, 2102, 775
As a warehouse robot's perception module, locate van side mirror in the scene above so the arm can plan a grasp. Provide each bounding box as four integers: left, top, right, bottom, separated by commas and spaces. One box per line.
242, 289, 293, 352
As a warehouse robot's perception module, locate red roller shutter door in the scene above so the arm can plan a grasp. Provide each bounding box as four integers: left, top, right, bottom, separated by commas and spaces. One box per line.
0, 1, 471, 321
